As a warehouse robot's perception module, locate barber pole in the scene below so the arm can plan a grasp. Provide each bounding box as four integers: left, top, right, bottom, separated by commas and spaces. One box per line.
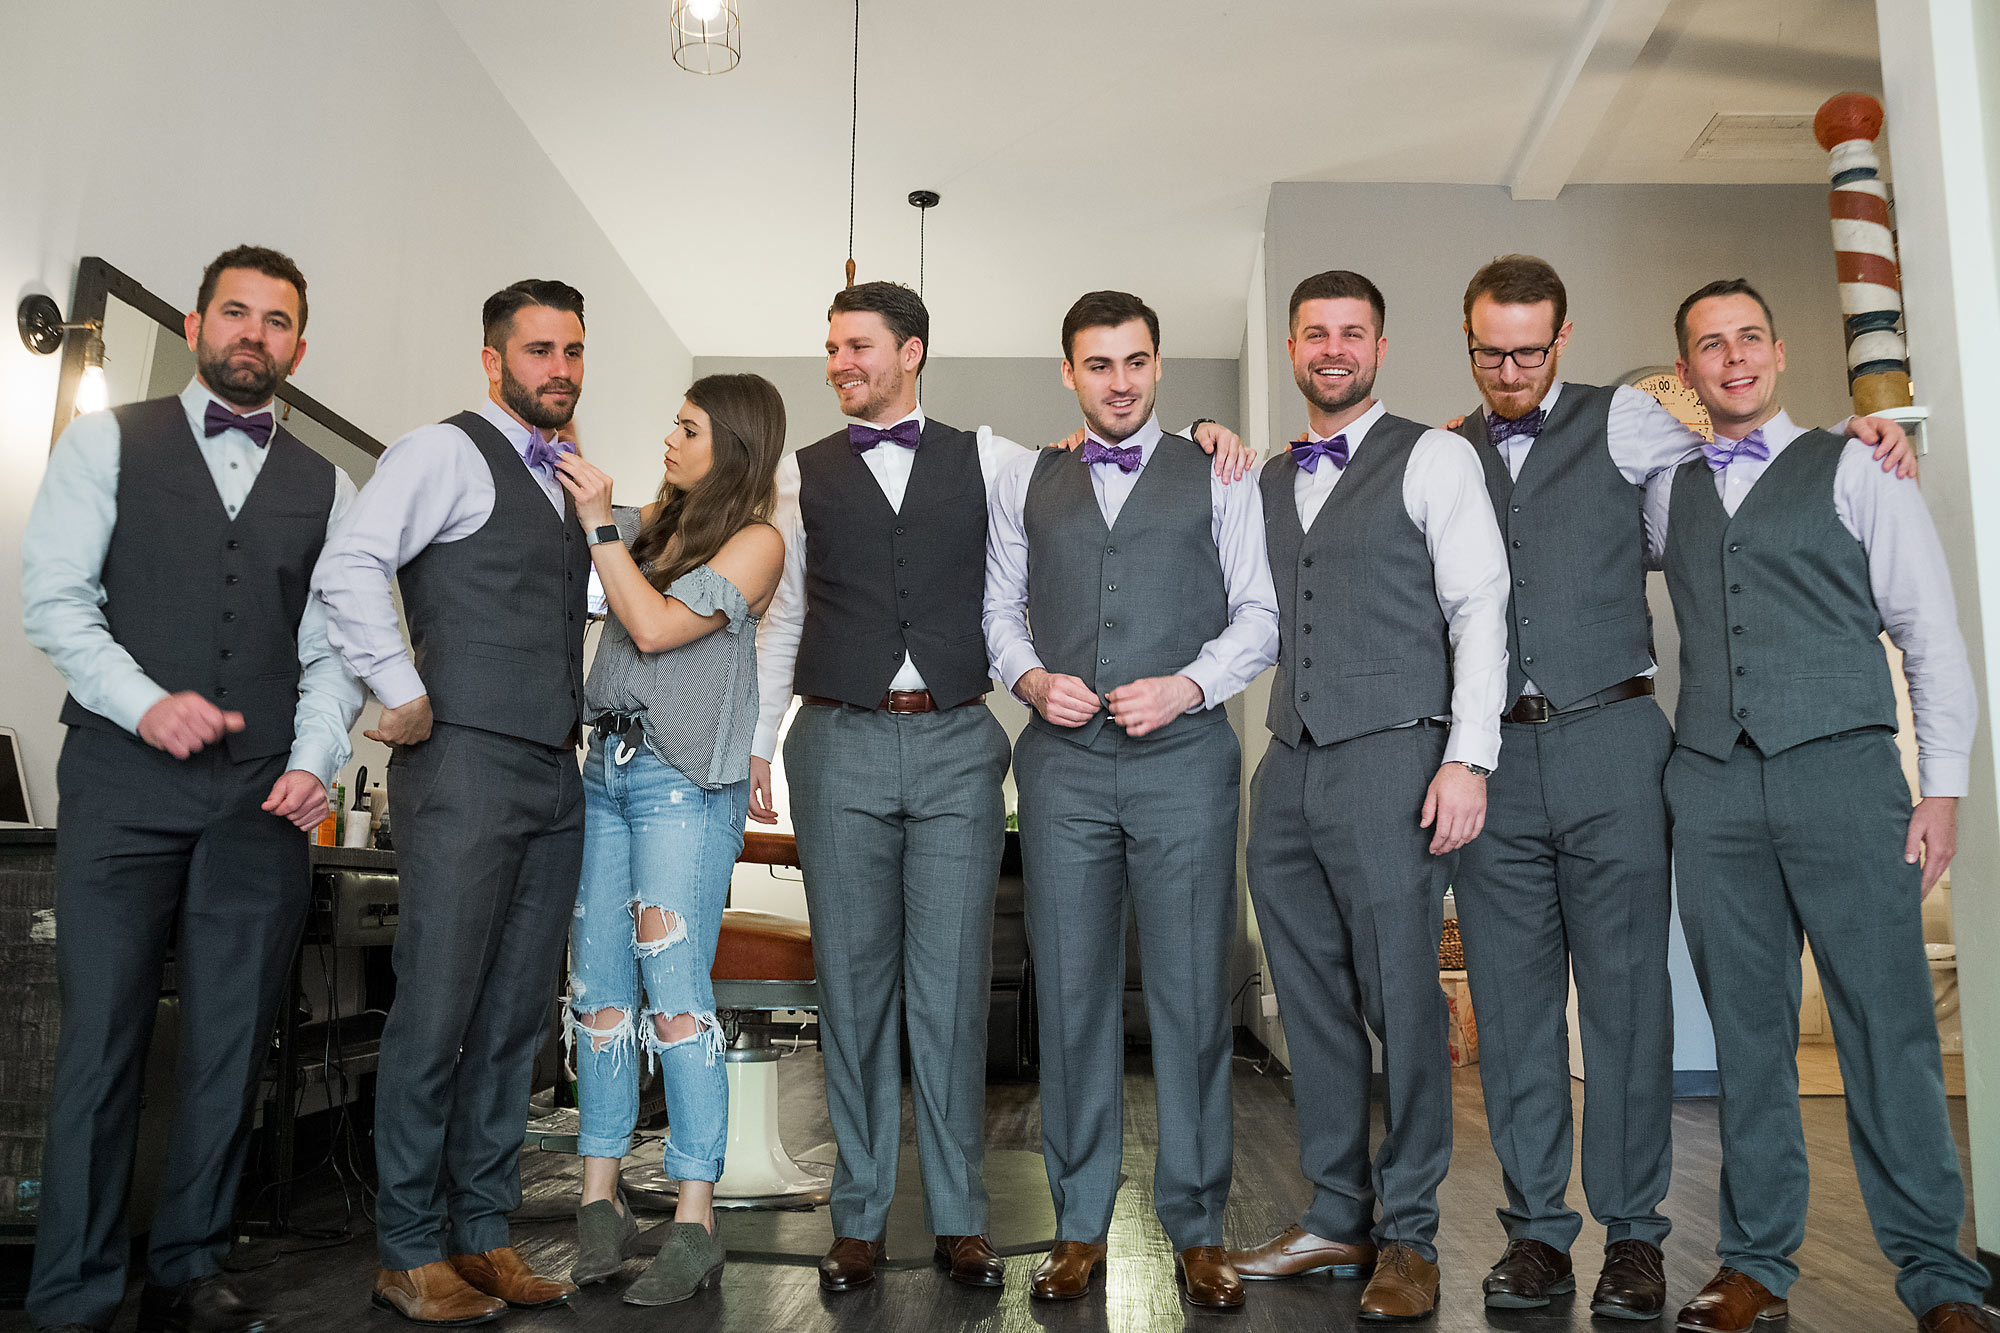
1813, 92, 1913, 416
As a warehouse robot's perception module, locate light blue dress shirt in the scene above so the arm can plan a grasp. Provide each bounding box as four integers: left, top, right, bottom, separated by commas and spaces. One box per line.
20, 378, 363, 790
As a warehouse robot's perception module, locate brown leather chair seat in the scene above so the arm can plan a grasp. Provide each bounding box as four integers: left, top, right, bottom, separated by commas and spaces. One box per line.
712, 909, 815, 982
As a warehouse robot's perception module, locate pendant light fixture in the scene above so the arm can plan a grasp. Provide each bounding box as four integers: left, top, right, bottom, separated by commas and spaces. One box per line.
909, 189, 939, 298
670, 0, 740, 75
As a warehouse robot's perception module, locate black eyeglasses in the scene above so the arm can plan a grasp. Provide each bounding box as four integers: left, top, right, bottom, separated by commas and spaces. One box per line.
1468, 341, 1557, 370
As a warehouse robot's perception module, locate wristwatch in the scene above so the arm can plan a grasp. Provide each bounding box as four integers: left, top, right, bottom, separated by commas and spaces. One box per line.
589, 524, 622, 546
1456, 761, 1493, 777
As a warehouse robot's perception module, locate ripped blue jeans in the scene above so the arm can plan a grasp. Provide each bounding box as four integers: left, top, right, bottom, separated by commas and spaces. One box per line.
566, 732, 747, 1179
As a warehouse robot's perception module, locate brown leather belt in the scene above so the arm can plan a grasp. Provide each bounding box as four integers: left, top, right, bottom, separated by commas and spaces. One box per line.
800, 690, 984, 715
1503, 676, 1654, 725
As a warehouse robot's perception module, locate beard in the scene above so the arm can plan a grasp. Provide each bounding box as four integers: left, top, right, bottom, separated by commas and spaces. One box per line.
501, 362, 579, 430
1295, 357, 1377, 417
197, 335, 288, 409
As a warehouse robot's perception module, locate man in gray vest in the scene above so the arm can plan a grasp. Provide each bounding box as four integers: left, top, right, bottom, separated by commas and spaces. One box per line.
1445, 255, 1912, 1320
22, 245, 363, 1333
1225, 270, 1509, 1323
1659, 280, 1991, 1333
315, 280, 590, 1325
983, 290, 1278, 1310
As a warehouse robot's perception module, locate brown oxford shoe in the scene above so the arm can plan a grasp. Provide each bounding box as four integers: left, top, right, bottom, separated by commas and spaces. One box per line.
1359, 1244, 1440, 1322
1482, 1237, 1573, 1309
818, 1236, 885, 1292
934, 1234, 1005, 1289
1675, 1268, 1787, 1331
1592, 1239, 1667, 1321
1920, 1303, 2000, 1332
447, 1246, 575, 1309
1227, 1224, 1376, 1280
370, 1263, 505, 1326
1030, 1241, 1107, 1301
1175, 1246, 1246, 1310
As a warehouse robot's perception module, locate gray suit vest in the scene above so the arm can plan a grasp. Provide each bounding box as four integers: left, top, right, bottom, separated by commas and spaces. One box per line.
1456, 382, 1652, 708
1663, 430, 1898, 760
1260, 414, 1450, 747
60, 395, 334, 762
1022, 434, 1229, 747
396, 411, 588, 749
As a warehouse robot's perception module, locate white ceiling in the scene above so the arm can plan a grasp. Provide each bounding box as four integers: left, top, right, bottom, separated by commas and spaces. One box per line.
440, 0, 1882, 358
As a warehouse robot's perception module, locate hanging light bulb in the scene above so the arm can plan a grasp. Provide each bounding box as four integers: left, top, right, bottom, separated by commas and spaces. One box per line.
670, 0, 740, 74
74, 329, 109, 415
687, 0, 723, 19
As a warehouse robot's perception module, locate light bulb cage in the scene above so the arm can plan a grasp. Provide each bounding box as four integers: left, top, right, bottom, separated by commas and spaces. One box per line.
670, 0, 741, 75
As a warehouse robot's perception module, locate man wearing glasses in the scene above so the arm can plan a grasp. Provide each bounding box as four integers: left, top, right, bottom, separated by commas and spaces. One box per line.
1447, 255, 1911, 1321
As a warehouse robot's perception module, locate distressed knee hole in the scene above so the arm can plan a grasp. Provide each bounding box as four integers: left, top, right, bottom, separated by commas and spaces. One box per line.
642, 1007, 725, 1066
634, 905, 690, 955
564, 1004, 635, 1056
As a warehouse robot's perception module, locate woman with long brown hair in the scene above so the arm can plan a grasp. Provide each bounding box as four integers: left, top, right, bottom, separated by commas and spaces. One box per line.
551, 373, 786, 1306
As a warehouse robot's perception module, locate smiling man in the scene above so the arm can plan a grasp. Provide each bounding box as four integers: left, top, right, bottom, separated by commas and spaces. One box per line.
315, 279, 591, 1326
983, 290, 1278, 1310
1657, 280, 1992, 1333
23, 245, 363, 1333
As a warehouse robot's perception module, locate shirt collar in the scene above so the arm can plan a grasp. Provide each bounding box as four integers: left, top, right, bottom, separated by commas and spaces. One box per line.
1715, 407, 1802, 456
1084, 413, 1163, 462
479, 397, 559, 459
845, 403, 926, 435
1305, 400, 1387, 454
181, 378, 276, 436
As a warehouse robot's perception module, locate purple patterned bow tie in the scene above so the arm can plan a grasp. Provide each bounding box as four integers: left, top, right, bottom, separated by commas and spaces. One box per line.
1487, 407, 1545, 443
203, 401, 275, 448
1702, 429, 1770, 473
522, 435, 573, 474
1080, 439, 1143, 473
847, 419, 923, 455
1290, 434, 1350, 474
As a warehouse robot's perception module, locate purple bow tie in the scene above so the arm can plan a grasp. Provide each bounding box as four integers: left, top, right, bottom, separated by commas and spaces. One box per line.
203, 401, 275, 448
1703, 429, 1770, 473
1080, 439, 1143, 473
1487, 407, 1545, 443
847, 419, 923, 455
522, 435, 573, 474
1290, 434, 1350, 474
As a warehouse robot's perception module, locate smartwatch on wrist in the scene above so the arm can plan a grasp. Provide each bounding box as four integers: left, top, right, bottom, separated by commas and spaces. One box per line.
589, 524, 622, 546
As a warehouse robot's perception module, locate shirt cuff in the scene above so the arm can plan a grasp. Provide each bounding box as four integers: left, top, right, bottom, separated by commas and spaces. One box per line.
366, 661, 428, 711
752, 720, 781, 763
285, 743, 341, 793
1177, 663, 1220, 712
1918, 755, 1968, 800
995, 642, 1046, 692
1442, 727, 1501, 773
102, 676, 171, 737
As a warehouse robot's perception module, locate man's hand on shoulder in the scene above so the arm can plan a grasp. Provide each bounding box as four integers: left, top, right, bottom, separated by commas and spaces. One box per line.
1190, 421, 1254, 482
1016, 668, 1102, 728
138, 691, 246, 759
1848, 414, 1917, 479
365, 695, 434, 747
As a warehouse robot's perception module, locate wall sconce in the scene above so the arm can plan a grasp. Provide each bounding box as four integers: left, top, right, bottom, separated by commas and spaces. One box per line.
18, 293, 108, 414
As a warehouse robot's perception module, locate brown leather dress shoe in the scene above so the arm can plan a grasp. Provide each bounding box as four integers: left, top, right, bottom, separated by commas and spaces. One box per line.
447, 1246, 576, 1309
1920, 1302, 2000, 1332
1030, 1241, 1107, 1300
1228, 1224, 1376, 1280
1676, 1268, 1787, 1331
1592, 1239, 1667, 1321
1176, 1247, 1246, 1310
818, 1237, 886, 1292
1482, 1238, 1573, 1309
1359, 1244, 1440, 1322
934, 1234, 1005, 1289
371, 1263, 505, 1327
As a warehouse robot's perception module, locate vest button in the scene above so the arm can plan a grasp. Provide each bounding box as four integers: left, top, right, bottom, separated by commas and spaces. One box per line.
1303, 590, 1313, 601
1515, 578, 1525, 587
1100, 657, 1111, 665
1520, 617, 1529, 625
1302, 658, 1312, 668
1302, 556, 1313, 568
1302, 624, 1312, 634
226, 539, 241, 550
900, 589, 910, 597
895, 526, 906, 536
1524, 655, 1534, 664
1732, 625, 1744, 635
220, 649, 233, 660
1730, 583, 1742, 593
1736, 666, 1747, 676
568, 613, 575, 621
897, 557, 907, 566
1104, 621, 1113, 629
1728, 543, 1742, 552
1511, 539, 1523, 549
901, 619, 912, 629
1107, 583, 1117, 591
222, 611, 236, 622
216, 687, 229, 698
1736, 707, 1750, 718
1300, 691, 1312, 703
226, 574, 239, 585
1512, 505, 1521, 513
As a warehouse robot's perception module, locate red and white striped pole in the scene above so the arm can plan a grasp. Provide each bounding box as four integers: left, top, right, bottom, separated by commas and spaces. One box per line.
1813, 92, 1914, 417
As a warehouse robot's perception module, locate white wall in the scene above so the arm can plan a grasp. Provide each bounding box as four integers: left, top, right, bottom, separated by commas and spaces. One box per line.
1, 0, 692, 820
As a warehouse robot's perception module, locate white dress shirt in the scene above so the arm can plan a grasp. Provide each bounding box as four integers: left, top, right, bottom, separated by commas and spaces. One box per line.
1649, 408, 1977, 797
1280, 402, 1511, 771
751, 407, 1033, 761
21, 379, 363, 789
982, 415, 1280, 716
312, 397, 568, 708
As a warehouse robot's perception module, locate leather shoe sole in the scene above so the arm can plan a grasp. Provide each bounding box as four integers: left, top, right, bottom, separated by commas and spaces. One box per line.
1238, 1257, 1371, 1280
369, 1291, 504, 1326
1595, 1293, 1666, 1321
1485, 1272, 1575, 1309
1676, 1307, 1789, 1332
933, 1250, 1005, 1289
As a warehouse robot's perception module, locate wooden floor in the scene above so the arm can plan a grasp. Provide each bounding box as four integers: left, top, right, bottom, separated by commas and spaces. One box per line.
3, 1047, 1980, 1333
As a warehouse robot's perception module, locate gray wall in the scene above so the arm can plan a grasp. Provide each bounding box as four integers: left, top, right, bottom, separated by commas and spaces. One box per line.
693, 356, 1244, 454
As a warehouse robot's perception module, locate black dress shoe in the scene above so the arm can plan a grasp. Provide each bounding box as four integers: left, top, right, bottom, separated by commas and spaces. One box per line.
136, 1273, 271, 1332
35, 1325, 109, 1333
1482, 1238, 1574, 1309
1591, 1239, 1666, 1321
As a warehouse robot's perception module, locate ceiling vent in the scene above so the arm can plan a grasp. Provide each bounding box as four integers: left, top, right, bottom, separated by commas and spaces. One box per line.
1684, 113, 1823, 161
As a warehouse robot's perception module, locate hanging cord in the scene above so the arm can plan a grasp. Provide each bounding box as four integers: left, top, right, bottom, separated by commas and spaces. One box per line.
845, 0, 859, 287
918, 204, 926, 298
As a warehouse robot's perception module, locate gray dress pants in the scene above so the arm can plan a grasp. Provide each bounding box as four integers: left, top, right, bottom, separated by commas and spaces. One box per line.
1666, 727, 1989, 1316
1016, 714, 1240, 1251
784, 701, 1009, 1239
373, 722, 584, 1269
1246, 724, 1452, 1261
28, 729, 306, 1331
1451, 695, 1675, 1252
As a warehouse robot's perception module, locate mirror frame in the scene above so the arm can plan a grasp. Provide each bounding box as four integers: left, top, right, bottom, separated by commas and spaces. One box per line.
50, 255, 384, 459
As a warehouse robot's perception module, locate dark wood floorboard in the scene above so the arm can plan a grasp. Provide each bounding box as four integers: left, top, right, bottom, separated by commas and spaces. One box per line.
4, 1046, 1979, 1332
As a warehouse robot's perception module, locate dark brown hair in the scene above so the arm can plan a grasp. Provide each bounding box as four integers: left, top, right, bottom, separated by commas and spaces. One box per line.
482, 278, 586, 351
1463, 254, 1567, 333
1061, 290, 1160, 361
197, 244, 308, 331
1289, 270, 1386, 336
628, 374, 786, 594
829, 281, 929, 372
1674, 278, 1777, 358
